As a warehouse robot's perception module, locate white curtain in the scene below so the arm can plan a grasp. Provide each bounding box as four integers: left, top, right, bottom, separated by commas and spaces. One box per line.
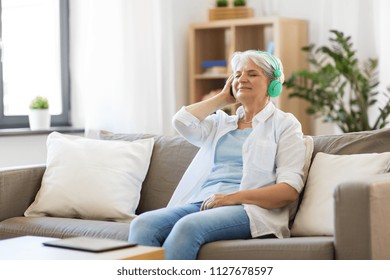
70, 0, 175, 136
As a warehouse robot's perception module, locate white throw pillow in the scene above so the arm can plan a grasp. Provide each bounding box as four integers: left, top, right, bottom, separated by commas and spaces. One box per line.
25, 132, 154, 222
291, 152, 390, 236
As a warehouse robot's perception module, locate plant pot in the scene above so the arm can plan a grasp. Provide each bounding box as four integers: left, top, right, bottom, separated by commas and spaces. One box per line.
29, 109, 51, 130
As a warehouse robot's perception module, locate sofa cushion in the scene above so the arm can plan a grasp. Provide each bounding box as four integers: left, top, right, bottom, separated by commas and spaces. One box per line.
99, 132, 199, 214
24, 132, 154, 222
198, 236, 334, 260
292, 152, 390, 236
0, 217, 130, 241
312, 127, 390, 158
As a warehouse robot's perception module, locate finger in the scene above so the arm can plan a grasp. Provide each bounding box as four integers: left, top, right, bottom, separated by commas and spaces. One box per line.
201, 198, 210, 211
222, 76, 235, 96
201, 197, 215, 211
200, 201, 207, 211
227, 74, 234, 86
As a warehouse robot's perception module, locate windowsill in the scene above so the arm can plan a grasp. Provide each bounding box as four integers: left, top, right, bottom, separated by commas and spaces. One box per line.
0, 126, 85, 136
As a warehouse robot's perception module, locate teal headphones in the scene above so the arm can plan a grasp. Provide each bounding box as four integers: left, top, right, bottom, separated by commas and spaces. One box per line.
258, 51, 283, 98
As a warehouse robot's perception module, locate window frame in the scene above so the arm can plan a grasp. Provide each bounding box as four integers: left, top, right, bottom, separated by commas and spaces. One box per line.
0, 0, 70, 129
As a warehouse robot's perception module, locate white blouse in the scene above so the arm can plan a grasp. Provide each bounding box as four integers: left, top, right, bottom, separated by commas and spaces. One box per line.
168, 102, 306, 238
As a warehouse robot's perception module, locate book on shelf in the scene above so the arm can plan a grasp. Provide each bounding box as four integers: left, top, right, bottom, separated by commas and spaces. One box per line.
201, 60, 227, 75
201, 60, 227, 68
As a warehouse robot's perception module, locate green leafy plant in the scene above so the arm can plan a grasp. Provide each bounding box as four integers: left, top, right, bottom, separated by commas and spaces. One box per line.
285, 30, 390, 133
216, 0, 228, 7
233, 0, 246, 6
29, 96, 49, 110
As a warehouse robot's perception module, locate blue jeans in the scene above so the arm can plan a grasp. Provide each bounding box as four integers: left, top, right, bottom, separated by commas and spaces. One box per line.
128, 202, 251, 260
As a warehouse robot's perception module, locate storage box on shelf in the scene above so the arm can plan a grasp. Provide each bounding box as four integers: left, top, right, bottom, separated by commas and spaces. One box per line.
208, 6, 254, 21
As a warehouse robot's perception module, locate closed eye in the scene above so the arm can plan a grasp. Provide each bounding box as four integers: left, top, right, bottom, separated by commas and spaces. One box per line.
247, 70, 259, 76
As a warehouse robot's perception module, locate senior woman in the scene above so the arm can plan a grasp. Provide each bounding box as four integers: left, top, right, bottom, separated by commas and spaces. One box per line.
128, 50, 306, 260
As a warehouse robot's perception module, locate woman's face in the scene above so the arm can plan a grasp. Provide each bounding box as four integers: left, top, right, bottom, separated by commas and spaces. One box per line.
232, 59, 269, 105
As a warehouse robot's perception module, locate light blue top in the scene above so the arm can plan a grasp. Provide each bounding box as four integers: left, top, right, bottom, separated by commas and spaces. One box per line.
189, 128, 252, 203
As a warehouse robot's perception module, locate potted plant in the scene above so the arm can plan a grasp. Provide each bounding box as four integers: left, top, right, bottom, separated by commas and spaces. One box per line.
216, 0, 228, 7
29, 96, 50, 130
285, 30, 390, 133
233, 0, 246, 6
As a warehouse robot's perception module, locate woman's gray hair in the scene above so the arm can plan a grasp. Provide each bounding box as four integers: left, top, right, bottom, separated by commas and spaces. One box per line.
231, 50, 285, 84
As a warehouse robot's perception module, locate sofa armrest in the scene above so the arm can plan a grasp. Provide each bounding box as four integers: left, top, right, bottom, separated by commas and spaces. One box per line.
334, 172, 390, 260
0, 165, 45, 222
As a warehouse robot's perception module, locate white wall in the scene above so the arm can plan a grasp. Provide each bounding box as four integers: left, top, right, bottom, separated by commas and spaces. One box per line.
0, 135, 48, 167
0, 132, 84, 168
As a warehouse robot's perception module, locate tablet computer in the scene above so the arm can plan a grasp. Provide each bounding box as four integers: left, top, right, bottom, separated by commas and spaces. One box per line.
42, 236, 137, 253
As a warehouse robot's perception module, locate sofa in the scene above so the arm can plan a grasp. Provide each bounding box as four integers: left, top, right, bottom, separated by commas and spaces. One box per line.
0, 128, 389, 260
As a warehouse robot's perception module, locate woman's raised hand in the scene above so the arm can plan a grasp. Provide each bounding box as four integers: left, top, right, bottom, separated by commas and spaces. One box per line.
221, 74, 237, 105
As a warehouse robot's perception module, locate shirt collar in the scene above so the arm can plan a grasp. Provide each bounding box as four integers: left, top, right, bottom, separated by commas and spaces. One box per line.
235, 101, 276, 125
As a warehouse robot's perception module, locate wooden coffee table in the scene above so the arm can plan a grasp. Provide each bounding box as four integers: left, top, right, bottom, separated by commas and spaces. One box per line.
0, 236, 164, 260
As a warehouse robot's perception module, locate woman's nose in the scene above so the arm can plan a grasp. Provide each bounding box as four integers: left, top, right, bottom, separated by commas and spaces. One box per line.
238, 73, 248, 83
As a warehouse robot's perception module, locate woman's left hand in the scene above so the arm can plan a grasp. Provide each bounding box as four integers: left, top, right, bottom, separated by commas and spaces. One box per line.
201, 194, 236, 211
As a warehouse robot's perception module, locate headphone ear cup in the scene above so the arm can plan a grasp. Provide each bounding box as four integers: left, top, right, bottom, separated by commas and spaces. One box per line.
268, 80, 282, 97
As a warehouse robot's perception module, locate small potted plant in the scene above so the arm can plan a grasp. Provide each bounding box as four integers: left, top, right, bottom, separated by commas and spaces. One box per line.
216, 0, 228, 7
29, 96, 50, 130
233, 0, 246, 6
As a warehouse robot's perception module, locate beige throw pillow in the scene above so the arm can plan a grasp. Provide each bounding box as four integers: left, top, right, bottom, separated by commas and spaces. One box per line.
25, 132, 154, 222
291, 152, 390, 236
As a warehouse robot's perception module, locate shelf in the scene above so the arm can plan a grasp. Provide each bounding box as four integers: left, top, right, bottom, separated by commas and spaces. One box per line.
188, 17, 312, 134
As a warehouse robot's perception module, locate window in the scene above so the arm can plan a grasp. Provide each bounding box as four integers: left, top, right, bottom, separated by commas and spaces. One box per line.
0, 0, 69, 129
